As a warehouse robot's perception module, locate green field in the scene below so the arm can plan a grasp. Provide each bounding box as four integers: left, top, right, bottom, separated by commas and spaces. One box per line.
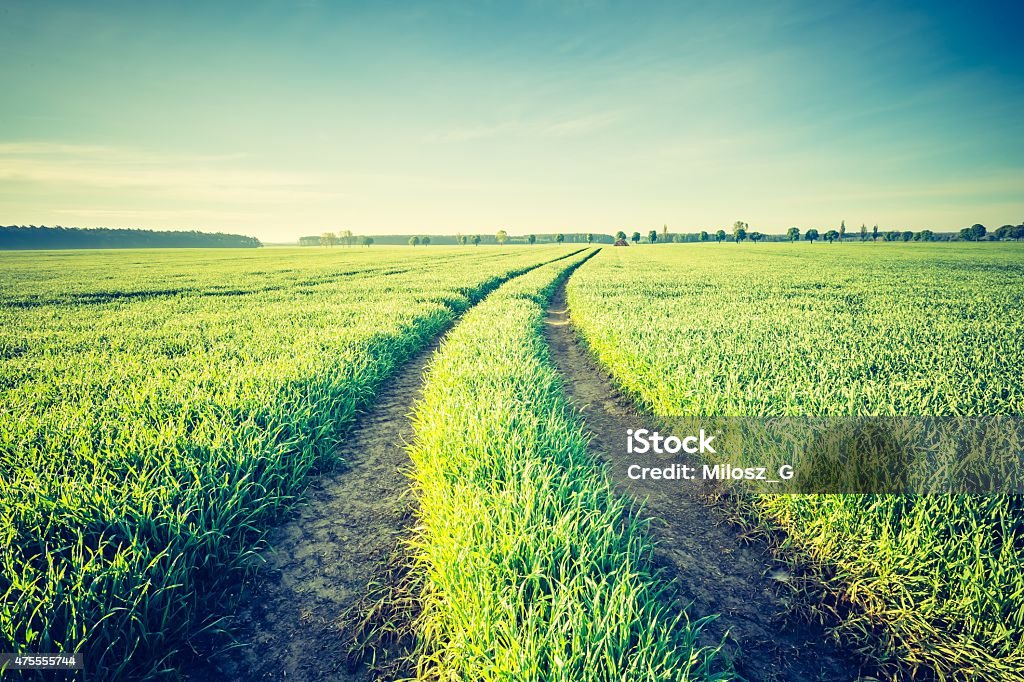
2, 242, 1022, 680
0, 246, 574, 677
567, 242, 1024, 679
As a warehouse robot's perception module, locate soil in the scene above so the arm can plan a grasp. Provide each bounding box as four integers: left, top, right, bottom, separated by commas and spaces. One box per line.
183, 339, 436, 681
543, 281, 866, 682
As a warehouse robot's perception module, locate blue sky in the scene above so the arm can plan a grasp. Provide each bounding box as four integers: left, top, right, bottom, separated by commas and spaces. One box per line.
1, 0, 1022, 240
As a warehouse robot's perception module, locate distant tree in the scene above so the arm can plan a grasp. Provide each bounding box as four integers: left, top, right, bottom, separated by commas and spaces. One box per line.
732, 221, 748, 244
495, 230, 509, 245
749, 231, 763, 243
422, 236, 431, 246
918, 229, 934, 241
699, 230, 709, 242
321, 231, 338, 247
839, 220, 846, 242
787, 227, 800, 242
631, 231, 641, 244
805, 228, 819, 243
993, 224, 1013, 240
409, 236, 420, 247
648, 229, 658, 243
824, 230, 839, 243
361, 236, 374, 247
661, 224, 668, 242
555, 233, 565, 244
586, 233, 594, 244
957, 223, 985, 242
1013, 224, 1024, 240
901, 230, 913, 242
860, 223, 867, 241
471, 234, 481, 246
340, 229, 353, 246
872, 225, 879, 241
528, 234, 537, 245
715, 229, 726, 243
616, 230, 627, 240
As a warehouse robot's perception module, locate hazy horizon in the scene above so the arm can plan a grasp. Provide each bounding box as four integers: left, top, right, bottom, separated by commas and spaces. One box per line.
2, 1, 1022, 242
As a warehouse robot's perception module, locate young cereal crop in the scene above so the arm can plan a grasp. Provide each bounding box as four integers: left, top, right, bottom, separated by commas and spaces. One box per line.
565, 242, 1024, 680
0, 246, 574, 679
405, 249, 728, 681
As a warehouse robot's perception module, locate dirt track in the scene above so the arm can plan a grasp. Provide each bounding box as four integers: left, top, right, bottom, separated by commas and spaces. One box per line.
184, 339, 434, 681
543, 280, 863, 682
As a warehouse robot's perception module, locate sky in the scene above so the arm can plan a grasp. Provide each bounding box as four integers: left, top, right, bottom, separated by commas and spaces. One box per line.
1, 0, 1022, 242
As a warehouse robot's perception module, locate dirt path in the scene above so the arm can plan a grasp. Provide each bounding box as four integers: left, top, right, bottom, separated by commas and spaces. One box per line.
183, 339, 437, 681
543, 281, 863, 682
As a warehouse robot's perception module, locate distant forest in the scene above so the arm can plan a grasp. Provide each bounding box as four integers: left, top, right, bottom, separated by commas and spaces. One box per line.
0, 226, 262, 250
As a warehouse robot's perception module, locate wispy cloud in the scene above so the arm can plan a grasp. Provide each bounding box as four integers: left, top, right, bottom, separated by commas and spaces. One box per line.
542, 111, 620, 136
49, 207, 260, 224
0, 142, 340, 203
801, 172, 1024, 203
426, 111, 620, 142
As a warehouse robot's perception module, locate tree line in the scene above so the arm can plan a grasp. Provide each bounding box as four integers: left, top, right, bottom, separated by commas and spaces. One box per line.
304, 220, 1024, 248
613, 220, 1024, 244
302, 231, 614, 246
0, 225, 261, 249
306, 230, 375, 247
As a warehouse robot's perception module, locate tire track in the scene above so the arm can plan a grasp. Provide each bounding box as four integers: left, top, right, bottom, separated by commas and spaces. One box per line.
183, 334, 432, 681
543, 279, 864, 681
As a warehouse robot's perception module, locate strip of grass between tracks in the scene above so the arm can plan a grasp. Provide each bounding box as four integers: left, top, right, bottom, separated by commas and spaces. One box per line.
405, 250, 727, 681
